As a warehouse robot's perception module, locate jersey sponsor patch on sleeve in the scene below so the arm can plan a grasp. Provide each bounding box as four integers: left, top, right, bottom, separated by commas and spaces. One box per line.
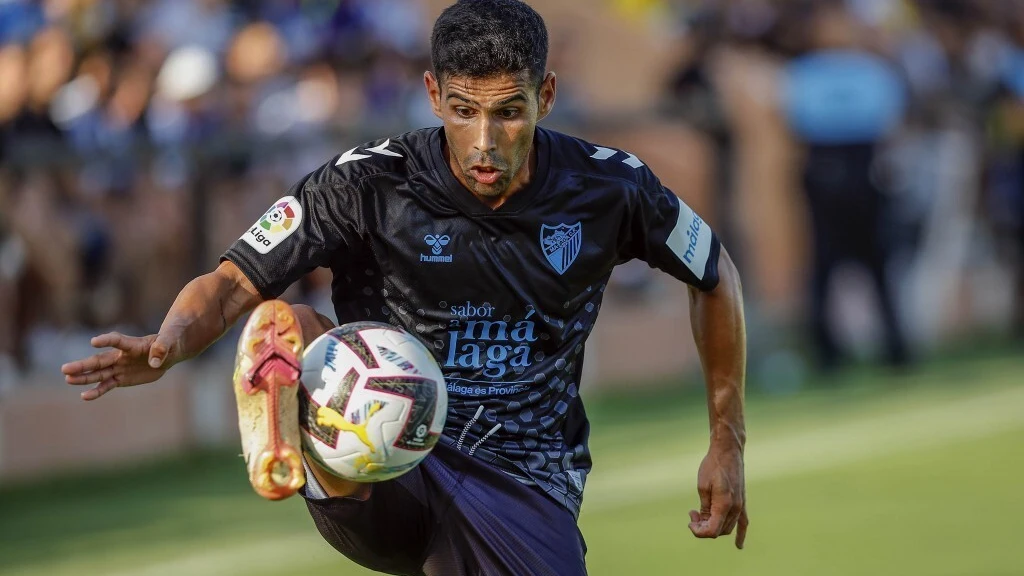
241, 196, 303, 254
665, 196, 712, 280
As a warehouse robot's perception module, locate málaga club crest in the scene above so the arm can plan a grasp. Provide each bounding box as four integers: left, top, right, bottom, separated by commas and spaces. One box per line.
540, 222, 582, 275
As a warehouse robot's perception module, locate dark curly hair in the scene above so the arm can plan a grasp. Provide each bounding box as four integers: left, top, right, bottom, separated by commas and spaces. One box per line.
430, 0, 549, 88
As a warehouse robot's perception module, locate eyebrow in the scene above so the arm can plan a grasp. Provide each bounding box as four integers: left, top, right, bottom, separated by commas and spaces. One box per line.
446, 93, 528, 107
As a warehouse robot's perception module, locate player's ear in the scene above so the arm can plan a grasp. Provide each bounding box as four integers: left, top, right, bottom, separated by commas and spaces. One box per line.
424, 71, 443, 119
536, 71, 557, 122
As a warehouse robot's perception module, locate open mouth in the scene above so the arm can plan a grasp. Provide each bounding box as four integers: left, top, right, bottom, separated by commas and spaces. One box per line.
469, 166, 503, 185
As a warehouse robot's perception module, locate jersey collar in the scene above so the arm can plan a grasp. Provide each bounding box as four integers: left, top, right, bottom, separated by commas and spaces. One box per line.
429, 126, 551, 216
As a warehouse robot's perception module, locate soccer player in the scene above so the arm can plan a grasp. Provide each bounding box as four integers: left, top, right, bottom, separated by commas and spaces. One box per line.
62, 1, 748, 574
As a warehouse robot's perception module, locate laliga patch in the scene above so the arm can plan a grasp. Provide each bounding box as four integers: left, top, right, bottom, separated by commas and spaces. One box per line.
242, 196, 303, 254
666, 196, 712, 280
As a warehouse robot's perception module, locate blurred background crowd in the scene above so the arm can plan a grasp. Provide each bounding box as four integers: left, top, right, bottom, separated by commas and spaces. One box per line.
1, 0, 1023, 390
0, 0, 441, 383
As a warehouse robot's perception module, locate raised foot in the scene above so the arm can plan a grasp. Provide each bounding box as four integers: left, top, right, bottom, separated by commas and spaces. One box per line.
234, 300, 307, 501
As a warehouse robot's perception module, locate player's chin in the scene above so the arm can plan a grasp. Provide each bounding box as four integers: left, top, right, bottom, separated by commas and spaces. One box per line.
471, 179, 509, 198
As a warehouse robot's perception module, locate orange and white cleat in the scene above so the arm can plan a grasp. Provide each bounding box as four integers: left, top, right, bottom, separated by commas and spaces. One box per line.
232, 300, 306, 500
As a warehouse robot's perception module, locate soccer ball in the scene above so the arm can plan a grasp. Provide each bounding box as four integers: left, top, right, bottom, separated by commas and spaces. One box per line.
299, 322, 447, 482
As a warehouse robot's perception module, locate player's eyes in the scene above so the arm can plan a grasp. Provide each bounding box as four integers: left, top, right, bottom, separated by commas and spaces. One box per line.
498, 108, 520, 119
454, 107, 475, 118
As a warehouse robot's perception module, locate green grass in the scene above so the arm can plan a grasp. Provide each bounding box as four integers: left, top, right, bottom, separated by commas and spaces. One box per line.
583, 428, 1024, 576
2, 355, 1023, 576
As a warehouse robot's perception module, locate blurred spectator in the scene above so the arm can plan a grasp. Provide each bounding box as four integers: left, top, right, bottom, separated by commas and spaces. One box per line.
781, 1, 910, 370
986, 7, 1024, 337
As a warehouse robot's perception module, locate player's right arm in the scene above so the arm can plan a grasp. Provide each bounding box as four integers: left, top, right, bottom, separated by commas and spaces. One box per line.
63, 157, 364, 401
61, 260, 262, 401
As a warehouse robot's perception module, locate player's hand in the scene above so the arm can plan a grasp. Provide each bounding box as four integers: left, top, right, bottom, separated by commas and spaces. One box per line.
688, 447, 748, 549
61, 331, 180, 401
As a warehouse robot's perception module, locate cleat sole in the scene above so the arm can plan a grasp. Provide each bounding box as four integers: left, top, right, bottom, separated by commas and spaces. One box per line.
233, 300, 306, 500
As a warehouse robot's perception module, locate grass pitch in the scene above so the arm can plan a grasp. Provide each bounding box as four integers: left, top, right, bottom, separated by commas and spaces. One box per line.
1, 355, 1022, 576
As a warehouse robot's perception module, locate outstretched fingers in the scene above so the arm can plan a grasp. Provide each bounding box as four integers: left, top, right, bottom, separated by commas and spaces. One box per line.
81, 378, 120, 401
61, 349, 121, 379
90, 332, 149, 353
65, 365, 117, 385
64, 332, 164, 401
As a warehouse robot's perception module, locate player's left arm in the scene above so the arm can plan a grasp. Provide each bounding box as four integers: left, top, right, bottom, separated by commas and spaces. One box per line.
619, 162, 748, 548
686, 246, 748, 549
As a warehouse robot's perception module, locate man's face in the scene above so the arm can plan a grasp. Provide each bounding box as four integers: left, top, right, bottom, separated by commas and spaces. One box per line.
425, 70, 556, 202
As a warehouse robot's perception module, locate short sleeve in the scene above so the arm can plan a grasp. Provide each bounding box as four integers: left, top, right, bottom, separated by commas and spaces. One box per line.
621, 168, 720, 291
221, 165, 362, 299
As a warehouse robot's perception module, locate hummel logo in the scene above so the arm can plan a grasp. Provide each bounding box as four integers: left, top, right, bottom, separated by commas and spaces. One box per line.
424, 235, 450, 255
421, 234, 453, 263
336, 139, 404, 166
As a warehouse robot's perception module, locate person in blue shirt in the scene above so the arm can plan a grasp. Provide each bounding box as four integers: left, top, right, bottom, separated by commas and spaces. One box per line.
782, 10, 910, 371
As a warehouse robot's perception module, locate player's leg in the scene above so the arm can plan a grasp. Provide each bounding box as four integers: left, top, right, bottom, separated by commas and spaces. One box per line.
290, 304, 372, 499
232, 300, 308, 499
291, 305, 437, 572
233, 300, 369, 499
235, 301, 434, 574
304, 472, 435, 575
420, 443, 588, 576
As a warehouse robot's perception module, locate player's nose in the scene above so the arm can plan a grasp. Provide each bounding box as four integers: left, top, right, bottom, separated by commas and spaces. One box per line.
473, 117, 498, 153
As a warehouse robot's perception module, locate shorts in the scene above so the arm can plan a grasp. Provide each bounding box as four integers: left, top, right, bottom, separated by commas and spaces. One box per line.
302, 441, 587, 576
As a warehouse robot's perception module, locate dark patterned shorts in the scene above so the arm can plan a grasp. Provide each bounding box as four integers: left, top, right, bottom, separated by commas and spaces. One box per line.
303, 442, 587, 576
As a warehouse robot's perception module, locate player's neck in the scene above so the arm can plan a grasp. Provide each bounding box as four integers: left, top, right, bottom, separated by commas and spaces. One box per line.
444, 143, 537, 211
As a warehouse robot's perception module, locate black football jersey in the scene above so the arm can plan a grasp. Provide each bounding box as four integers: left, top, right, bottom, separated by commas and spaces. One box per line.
222, 126, 720, 516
